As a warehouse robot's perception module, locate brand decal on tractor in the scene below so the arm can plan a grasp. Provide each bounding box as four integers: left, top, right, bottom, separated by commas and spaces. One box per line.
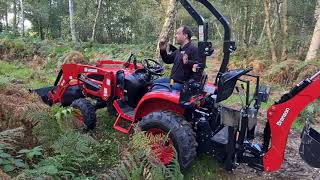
84, 68, 98, 73
276, 108, 290, 126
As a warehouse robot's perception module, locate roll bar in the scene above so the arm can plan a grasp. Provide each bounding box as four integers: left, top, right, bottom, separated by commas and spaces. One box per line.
179, 0, 236, 82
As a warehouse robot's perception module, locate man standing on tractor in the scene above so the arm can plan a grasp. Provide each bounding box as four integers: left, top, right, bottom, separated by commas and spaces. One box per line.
154, 26, 204, 91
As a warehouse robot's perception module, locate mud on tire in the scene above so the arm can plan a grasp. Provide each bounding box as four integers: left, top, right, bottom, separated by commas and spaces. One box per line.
71, 98, 97, 130
139, 111, 197, 172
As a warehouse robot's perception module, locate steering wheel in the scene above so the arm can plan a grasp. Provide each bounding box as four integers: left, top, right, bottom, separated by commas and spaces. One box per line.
141, 59, 165, 76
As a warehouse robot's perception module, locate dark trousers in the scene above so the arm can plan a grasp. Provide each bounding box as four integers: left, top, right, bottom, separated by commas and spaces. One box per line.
153, 77, 183, 91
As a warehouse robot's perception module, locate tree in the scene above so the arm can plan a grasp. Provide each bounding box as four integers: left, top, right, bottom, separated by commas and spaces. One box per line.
5, 1, 8, 29
19, 0, 24, 36
91, 0, 103, 42
155, 0, 178, 58
263, 0, 278, 62
69, 0, 77, 42
0, 0, 8, 30
306, 1, 320, 61
13, 0, 17, 34
281, 0, 288, 61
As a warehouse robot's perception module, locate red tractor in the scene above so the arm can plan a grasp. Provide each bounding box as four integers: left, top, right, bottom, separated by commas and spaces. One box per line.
34, 0, 320, 173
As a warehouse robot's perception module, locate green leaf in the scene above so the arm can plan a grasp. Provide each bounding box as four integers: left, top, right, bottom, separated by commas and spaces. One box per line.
55, 112, 62, 120
26, 153, 33, 160
33, 146, 43, 151
18, 149, 30, 154
0, 152, 12, 158
14, 159, 26, 168
32, 151, 43, 156
0, 158, 3, 165
38, 165, 59, 175
2, 159, 11, 165
62, 109, 67, 115
3, 164, 15, 172
8, 157, 15, 162
0, 144, 6, 149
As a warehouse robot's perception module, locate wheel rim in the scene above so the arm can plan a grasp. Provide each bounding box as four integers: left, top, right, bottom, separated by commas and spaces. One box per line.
72, 109, 85, 128
147, 128, 175, 165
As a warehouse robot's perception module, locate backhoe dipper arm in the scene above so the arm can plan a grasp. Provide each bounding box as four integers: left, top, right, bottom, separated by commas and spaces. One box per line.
263, 71, 320, 171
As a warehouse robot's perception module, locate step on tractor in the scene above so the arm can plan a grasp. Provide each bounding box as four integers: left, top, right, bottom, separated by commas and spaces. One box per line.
33, 0, 320, 173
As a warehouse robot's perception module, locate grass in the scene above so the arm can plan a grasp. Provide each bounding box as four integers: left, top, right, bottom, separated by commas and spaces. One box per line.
0, 61, 56, 89
94, 109, 131, 172
221, 81, 277, 110
292, 100, 320, 131
184, 155, 227, 180
0, 61, 33, 81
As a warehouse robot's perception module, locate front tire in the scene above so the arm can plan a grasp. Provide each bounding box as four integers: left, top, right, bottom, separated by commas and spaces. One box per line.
71, 98, 97, 130
139, 111, 197, 172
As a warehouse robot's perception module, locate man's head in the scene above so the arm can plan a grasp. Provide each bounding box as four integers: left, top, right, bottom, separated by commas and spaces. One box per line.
175, 26, 192, 46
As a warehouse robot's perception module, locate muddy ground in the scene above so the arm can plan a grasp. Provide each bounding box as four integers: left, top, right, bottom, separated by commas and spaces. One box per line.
230, 118, 320, 180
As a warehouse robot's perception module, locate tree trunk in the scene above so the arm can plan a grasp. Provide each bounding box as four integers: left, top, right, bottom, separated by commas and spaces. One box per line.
91, 0, 103, 42
263, 0, 278, 62
316, 0, 320, 18
5, 1, 8, 29
243, 5, 248, 46
19, 0, 25, 36
258, 19, 267, 45
243, 1, 251, 47
13, 0, 17, 35
281, 0, 288, 61
275, 0, 282, 31
214, 22, 223, 39
155, 0, 178, 59
248, 18, 254, 44
306, 14, 320, 61
38, 18, 44, 40
69, 0, 77, 42
172, 20, 177, 44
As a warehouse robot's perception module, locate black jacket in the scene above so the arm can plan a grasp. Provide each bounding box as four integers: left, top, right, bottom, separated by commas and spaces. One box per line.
160, 42, 203, 83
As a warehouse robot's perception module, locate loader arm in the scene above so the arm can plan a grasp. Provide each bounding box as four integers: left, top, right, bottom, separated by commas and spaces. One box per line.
49, 64, 114, 104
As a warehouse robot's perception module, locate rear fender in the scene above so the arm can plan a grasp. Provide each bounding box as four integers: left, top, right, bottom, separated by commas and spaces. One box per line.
134, 91, 185, 120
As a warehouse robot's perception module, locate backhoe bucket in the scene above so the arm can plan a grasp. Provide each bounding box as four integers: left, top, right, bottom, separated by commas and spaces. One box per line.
299, 126, 320, 168
30, 86, 54, 106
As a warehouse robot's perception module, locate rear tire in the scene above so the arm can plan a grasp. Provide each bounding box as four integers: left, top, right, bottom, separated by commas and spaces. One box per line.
71, 98, 97, 130
139, 111, 197, 172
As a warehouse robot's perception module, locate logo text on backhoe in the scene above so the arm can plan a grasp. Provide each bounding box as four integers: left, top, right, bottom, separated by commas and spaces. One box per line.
276, 108, 290, 126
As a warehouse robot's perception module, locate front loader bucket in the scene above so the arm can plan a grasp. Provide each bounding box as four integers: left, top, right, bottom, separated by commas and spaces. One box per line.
30, 86, 54, 106
299, 126, 320, 168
